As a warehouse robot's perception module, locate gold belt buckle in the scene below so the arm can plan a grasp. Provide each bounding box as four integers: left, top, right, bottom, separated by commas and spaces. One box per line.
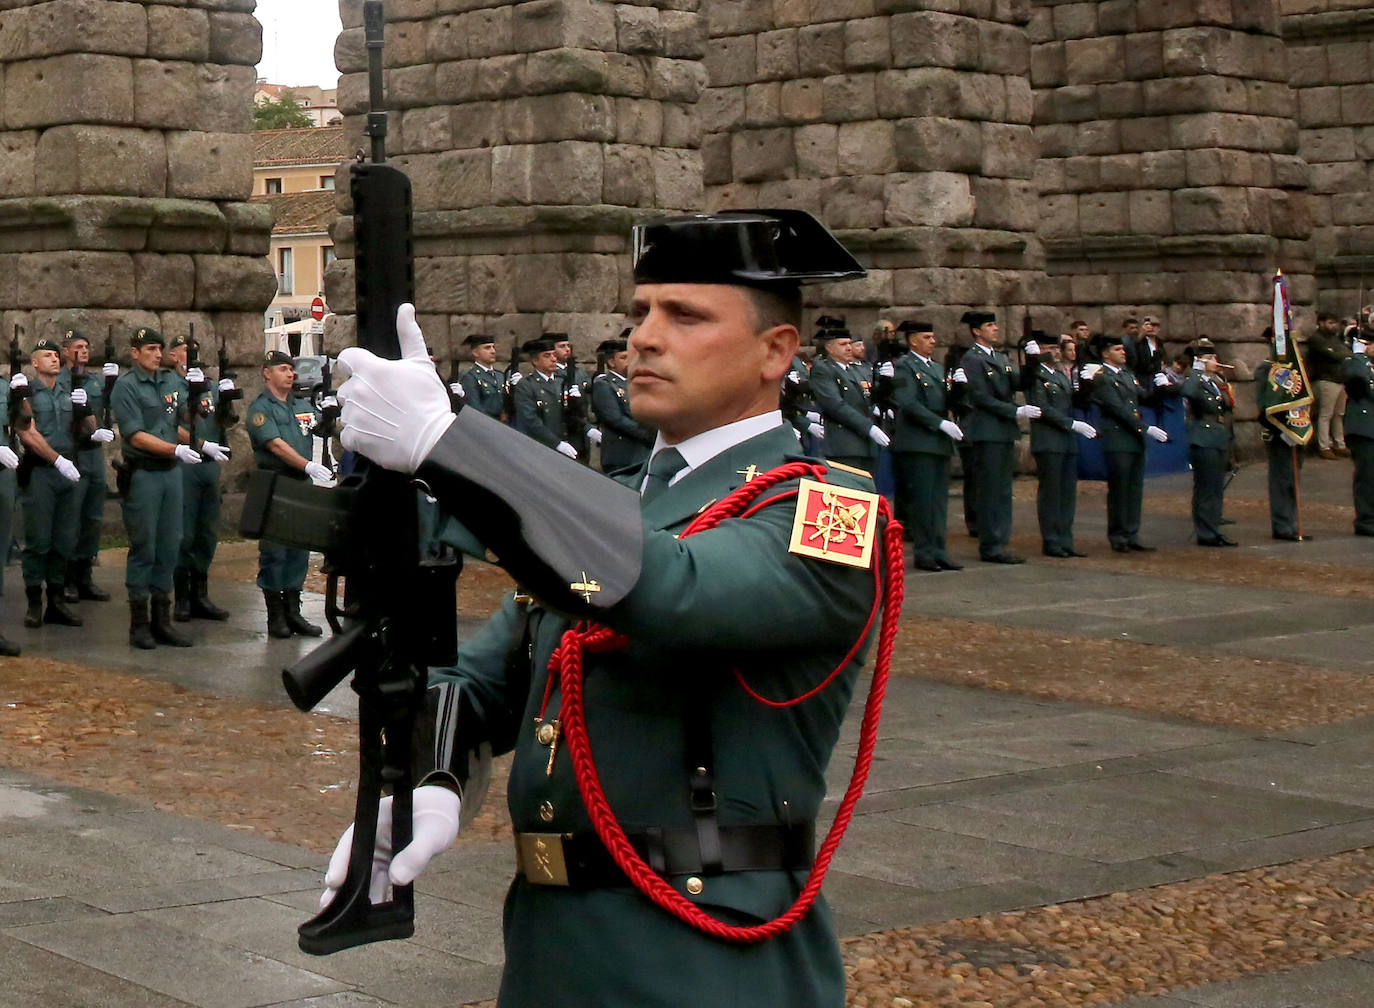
516, 832, 571, 886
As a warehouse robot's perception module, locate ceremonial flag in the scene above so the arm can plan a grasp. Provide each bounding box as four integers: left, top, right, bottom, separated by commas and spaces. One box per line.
1261, 270, 1315, 446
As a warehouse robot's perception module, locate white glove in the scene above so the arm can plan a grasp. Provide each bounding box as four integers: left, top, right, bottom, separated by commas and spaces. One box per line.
71, 388, 88, 407
174, 444, 202, 465
54, 455, 81, 482
952, 367, 968, 384
1280, 431, 1300, 447
555, 440, 578, 459
1192, 358, 1206, 372
186, 367, 204, 384
103, 362, 119, 377
1146, 425, 1169, 443
1016, 405, 1042, 420
879, 361, 895, 378
305, 460, 334, 485
337, 305, 454, 474
804, 410, 820, 424
90, 428, 115, 444
808, 422, 825, 439
1153, 372, 1169, 387
9, 373, 26, 390
1071, 420, 1098, 439
884, 409, 895, 421
1080, 364, 1102, 380
318, 395, 339, 412
787, 370, 803, 386
0, 446, 17, 469
449, 382, 465, 397
508, 371, 523, 386
566, 383, 581, 398
587, 427, 603, 445
218, 378, 235, 392
868, 425, 891, 448
939, 419, 964, 442
199, 440, 229, 462
1024, 341, 1041, 356
320, 785, 461, 909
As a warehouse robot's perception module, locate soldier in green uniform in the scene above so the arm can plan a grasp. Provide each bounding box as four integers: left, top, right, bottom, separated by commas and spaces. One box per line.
1342, 332, 1374, 536
59, 332, 116, 603
17, 338, 87, 629
1091, 333, 1170, 552
248, 351, 332, 638
1182, 340, 1238, 547
165, 335, 234, 620
455, 333, 505, 420
0, 374, 22, 654
109, 328, 200, 649
512, 336, 577, 458
327, 210, 883, 1007
1026, 332, 1096, 557
589, 335, 653, 474
890, 320, 963, 571
809, 319, 888, 473
957, 311, 1039, 564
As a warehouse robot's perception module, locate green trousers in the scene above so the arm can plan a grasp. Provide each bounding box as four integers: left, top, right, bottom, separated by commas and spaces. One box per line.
967, 440, 1014, 558
257, 540, 309, 592
22, 465, 79, 588
179, 459, 222, 574
73, 448, 106, 563
1189, 445, 1229, 541
1352, 434, 1374, 535
0, 467, 14, 596
121, 466, 183, 601
1034, 450, 1078, 552
1104, 449, 1145, 547
893, 451, 950, 566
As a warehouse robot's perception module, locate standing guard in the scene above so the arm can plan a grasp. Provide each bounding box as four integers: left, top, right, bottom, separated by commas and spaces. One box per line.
456, 334, 505, 420
1342, 332, 1374, 536
1182, 340, 1237, 547
1026, 332, 1096, 558
247, 351, 332, 638
810, 318, 889, 473
512, 336, 576, 458
589, 334, 653, 474
59, 331, 116, 603
1091, 333, 1169, 552
0, 369, 21, 655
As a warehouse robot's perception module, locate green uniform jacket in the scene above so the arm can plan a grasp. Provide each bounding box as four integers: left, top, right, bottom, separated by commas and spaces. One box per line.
29, 372, 75, 456
61, 368, 103, 464
958, 344, 1022, 443
247, 389, 318, 477
890, 353, 952, 456
590, 370, 653, 472
810, 357, 874, 459
1028, 365, 1080, 455
1342, 354, 1374, 440
111, 367, 182, 461
513, 371, 563, 448
1091, 365, 1147, 454
460, 363, 505, 420
428, 423, 879, 1005
1181, 373, 1232, 449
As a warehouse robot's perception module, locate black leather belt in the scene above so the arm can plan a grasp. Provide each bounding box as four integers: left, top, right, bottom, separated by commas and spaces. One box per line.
125, 456, 177, 472
514, 822, 815, 888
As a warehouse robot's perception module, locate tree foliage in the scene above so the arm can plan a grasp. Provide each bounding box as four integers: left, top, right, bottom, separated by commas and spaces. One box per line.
254, 91, 314, 130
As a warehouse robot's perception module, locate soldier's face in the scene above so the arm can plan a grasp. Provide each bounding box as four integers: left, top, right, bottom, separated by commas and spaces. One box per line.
264, 363, 295, 395
132, 344, 162, 372
533, 350, 558, 375
626, 283, 797, 444
555, 341, 571, 363
170, 346, 188, 372
31, 350, 60, 376
65, 340, 90, 367
473, 342, 497, 366
910, 331, 936, 357
974, 322, 999, 346
1104, 345, 1127, 367
610, 350, 629, 373
832, 337, 853, 362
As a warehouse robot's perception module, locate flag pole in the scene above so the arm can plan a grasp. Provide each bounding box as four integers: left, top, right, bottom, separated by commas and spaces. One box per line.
1292, 445, 1304, 540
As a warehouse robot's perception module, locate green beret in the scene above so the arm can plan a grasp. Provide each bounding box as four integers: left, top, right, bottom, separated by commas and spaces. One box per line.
264, 350, 293, 367
31, 338, 61, 354
130, 327, 165, 348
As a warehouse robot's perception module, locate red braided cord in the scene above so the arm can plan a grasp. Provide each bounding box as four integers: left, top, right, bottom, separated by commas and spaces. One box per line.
555, 467, 906, 942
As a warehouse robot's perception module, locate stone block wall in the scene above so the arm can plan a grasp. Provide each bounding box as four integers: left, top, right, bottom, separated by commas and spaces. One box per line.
698, 0, 1047, 340
326, 0, 707, 369
0, 0, 276, 367
1282, 0, 1374, 317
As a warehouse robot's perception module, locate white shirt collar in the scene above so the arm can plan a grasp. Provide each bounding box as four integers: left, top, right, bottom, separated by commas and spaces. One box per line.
913, 352, 931, 365
1104, 362, 1121, 373
644, 411, 785, 492
977, 343, 995, 355
609, 370, 626, 380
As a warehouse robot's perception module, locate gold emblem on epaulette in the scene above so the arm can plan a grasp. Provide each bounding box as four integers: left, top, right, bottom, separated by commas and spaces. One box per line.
788, 478, 879, 569
251, 412, 266, 427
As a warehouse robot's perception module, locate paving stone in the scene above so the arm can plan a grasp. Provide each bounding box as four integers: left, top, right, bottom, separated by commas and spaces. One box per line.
0, 935, 191, 1007
1162, 956, 1374, 1006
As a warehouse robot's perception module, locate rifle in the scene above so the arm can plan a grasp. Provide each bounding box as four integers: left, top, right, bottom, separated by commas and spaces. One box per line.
101, 327, 117, 431
502, 335, 522, 422
186, 323, 208, 427
215, 332, 243, 442
239, 0, 456, 956
561, 347, 586, 451
69, 336, 95, 449
314, 335, 337, 472
8, 326, 30, 447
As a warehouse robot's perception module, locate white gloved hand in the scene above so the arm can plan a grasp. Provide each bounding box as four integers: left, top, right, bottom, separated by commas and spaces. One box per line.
879, 361, 895, 378
71, 388, 88, 407
1024, 341, 1041, 356
219, 378, 236, 392
1080, 364, 1102, 381
787, 370, 803, 386
1071, 420, 1098, 439
555, 440, 578, 459
939, 419, 964, 442
1146, 425, 1169, 443
337, 304, 455, 474
199, 440, 229, 462
103, 362, 119, 377
952, 367, 968, 384
884, 409, 895, 421
449, 382, 465, 397
1280, 431, 1300, 447
320, 785, 461, 910
1153, 371, 1169, 387
318, 395, 339, 412
587, 427, 603, 445
54, 455, 81, 482
566, 384, 581, 398
507, 371, 523, 386
1016, 405, 1042, 420
808, 422, 825, 439
0, 446, 16, 470
305, 460, 334, 485
174, 444, 202, 465
90, 428, 115, 444
868, 425, 891, 448
1192, 358, 1206, 372
10, 373, 27, 390
186, 367, 204, 384
804, 410, 820, 424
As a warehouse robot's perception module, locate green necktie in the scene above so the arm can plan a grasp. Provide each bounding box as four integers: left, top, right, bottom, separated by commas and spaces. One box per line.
641, 447, 688, 504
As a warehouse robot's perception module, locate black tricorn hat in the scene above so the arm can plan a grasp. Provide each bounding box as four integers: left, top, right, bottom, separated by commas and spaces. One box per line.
1096, 332, 1126, 349
631, 209, 866, 291
522, 336, 558, 356
897, 320, 933, 335
961, 311, 996, 329
463, 333, 496, 348
597, 338, 628, 356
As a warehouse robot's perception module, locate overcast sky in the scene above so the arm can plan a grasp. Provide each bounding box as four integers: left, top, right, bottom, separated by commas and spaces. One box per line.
256, 0, 343, 89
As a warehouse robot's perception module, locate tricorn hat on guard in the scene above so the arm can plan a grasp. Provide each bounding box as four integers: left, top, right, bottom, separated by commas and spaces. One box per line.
463, 333, 496, 348
896, 320, 934, 335
960, 311, 996, 329
521, 336, 558, 356
813, 315, 849, 342
631, 209, 866, 291
597, 337, 628, 356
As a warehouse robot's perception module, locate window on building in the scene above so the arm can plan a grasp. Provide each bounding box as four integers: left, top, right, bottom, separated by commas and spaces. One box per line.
278, 247, 294, 295
321, 246, 336, 276
265, 177, 283, 195
320, 175, 335, 190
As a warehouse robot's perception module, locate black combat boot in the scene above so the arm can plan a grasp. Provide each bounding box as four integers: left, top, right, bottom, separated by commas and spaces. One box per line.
23, 585, 43, 628
44, 585, 83, 626
63, 581, 79, 603
129, 599, 155, 650
0, 633, 20, 657
264, 590, 292, 639
150, 592, 192, 647
283, 590, 323, 637
189, 572, 229, 621
73, 559, 111, 602
173, 567, 192, 622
